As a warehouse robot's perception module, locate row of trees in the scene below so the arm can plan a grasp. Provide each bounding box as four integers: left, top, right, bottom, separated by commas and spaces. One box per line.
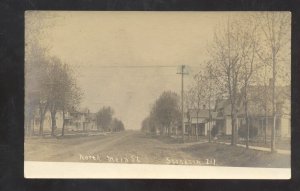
25, 12, 82, 137
186, 12, 290, 150
25, 46, 82, 136
96, 106, 125, 132
141, 91, 181, 136
141, 13, 290, 152
185, 63, 220, 142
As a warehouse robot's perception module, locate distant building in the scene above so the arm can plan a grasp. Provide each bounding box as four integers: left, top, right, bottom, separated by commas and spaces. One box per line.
26, 108, 97, 135
184, 106, 217, 136
67, 109, 97, 132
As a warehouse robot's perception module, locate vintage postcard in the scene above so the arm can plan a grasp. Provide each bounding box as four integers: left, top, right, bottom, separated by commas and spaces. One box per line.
24, 11, 291, 179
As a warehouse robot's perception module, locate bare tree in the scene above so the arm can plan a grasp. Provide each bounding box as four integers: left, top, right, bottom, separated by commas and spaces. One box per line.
185, 62, 221, 142
151, 91, 181, 136
60, 65, 82, 136
188, 72, 207, 141
141, 110, 159, 136
205, 63, 220, 143
237, 16, 260, 148
25, 12, 64, 137
47, 58, 63, 136
45, 57, 82, 136
25, 44, 51, 136
96, 106, 114, 132
184, 87, 194, 139
141, 116, 150, 133
209, 17, 245, 146
112, 118, 125, 132
257, 12, 291, 152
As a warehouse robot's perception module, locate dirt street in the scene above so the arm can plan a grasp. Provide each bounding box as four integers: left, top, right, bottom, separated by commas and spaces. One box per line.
25, 131, 290, 168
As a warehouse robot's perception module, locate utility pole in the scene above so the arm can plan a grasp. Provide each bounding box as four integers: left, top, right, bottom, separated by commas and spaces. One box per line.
177, 65, 188, 143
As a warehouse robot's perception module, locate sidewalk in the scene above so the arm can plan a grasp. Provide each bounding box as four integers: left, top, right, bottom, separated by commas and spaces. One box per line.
216, 141, 291, 155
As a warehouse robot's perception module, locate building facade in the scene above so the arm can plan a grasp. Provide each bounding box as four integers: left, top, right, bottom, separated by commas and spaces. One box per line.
184, 108, 216, 136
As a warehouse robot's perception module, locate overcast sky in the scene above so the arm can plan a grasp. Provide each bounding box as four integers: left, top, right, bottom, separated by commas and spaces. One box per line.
26, 11, 239, 130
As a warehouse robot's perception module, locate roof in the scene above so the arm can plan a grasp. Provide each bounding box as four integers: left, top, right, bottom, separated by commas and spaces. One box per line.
187, 109, 209, 118
214, 97, 240, 116
215, 99, 230, 114
186, 109, 218, 120
214, 84, 291, 118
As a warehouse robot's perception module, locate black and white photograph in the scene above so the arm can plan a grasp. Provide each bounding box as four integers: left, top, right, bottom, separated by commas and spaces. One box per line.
24, 11, 291, 179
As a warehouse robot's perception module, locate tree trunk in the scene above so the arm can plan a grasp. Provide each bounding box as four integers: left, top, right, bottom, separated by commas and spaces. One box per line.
245, 102, 249, 149
188, 121, 191, 140
208, 82, 212, 143
271, 114, 276, 152
265, 116, 268, 145
39, 115, 44, 136
31, 116, 35, 136
244, 84, 250, 149
230, 78, 238, 146
231, 78, 239, 146
62, 109, 65, 137
38, 102, 48, 136
271, 48, 277, 152
188, 119, 192, 140
264, 67, 268, 145
208, 120, 211, 143
208, 109, 211, 143
25, 117, 30, 136
51, 110, 57, 137
25, 118, 29, 137
196, 111, 199, 141
231, 108, 238, 146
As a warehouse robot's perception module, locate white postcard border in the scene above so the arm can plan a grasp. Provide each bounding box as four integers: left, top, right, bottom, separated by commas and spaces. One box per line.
24, 161, 291, 179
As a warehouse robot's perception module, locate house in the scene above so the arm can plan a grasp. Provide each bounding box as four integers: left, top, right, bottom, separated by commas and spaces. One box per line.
184, 106, 217, 136
28, 109, 64, 135
67, 109, 97, 132
25, 107, 97, 136
239, 82, 291, 139
214, 95, 248, 136
214, 80, 291, 139
214, 97, 237, 135
84, 112, 97, 131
